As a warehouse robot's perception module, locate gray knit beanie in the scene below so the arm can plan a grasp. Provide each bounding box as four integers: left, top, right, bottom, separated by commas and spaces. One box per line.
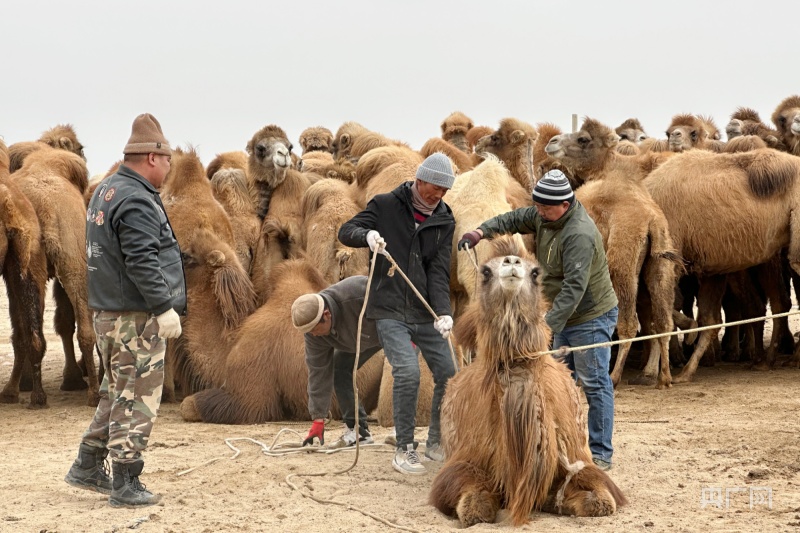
415, 153, 455, 189
123, 113, 171, 156
532, 169, 574, 205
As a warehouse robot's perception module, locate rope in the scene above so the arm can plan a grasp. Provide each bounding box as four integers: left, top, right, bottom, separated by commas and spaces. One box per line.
555, 438, 585, 514
537, 309, 800, 357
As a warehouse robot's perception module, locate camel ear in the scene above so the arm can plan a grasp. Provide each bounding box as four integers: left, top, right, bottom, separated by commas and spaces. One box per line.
510, 130, 526, 145
606, 133, 620, 148
440, 120, 447, 134
340, 134, 351, 150
326, 170, 337, 180
348, 170, 356, 183
59, 137, 74, 151
245, 139, 254, 156
207, 250, 226, 268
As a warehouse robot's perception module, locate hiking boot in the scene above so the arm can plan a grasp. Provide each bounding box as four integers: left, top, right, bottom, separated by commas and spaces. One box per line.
328, 427, 374, 449
64, 443, 112, 495
109, 460, 162, 508
424, 442, 445, 462
592, 457, 612, 471
384, 428, 397, 446
392, 444, 426, 475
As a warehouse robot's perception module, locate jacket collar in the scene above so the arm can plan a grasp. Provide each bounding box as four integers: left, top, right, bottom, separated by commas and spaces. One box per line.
393, 181, 452, 219
117, 164, 159, 194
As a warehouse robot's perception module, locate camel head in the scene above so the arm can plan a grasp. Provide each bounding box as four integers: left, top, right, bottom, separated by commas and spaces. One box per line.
475, 118, 537, 160
332, 122, 369, 161
299, 126, 334, 155
615, 118, 648, 145
440, 111, 474, 153
726, 107, 762, 140
466, 125, 493, 153
771, 95, 800, 150
39, 124, 86, 162
726, 118, 744, 139
545, 118, 618, 175
246, 125, 293, 184
666, 114, 707, 152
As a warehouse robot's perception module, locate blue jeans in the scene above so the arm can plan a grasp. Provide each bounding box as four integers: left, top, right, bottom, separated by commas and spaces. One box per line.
333, 345, 383, 437
552, 306, 618, 463
375, 319, 456, 449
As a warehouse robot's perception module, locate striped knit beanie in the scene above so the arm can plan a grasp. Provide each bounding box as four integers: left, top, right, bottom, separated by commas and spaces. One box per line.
532, 169, 574, 205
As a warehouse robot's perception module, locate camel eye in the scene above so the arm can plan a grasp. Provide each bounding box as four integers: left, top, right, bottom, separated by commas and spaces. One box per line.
531, 266, 540, 284
619, 134, 629, 141
481, 266, 492, 283
690, 131, 697, 141
288, 143, 294, 152
779, 116, 787, 125
578, 136, 590, 145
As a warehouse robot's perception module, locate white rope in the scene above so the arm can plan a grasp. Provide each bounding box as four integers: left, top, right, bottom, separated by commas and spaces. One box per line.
555, 438, 585, 514
538, 309, 800, 357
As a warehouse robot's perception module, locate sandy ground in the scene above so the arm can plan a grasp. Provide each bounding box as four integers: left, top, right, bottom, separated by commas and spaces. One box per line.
2, 282, 800, 533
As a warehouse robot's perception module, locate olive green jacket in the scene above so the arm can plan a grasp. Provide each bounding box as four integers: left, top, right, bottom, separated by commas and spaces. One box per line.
478, 201, 618, 333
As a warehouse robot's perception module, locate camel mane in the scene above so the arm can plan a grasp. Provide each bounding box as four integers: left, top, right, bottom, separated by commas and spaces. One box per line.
616, 118, 645, 132
667, 114, 706, 136
441, 111, 474, 136
163, 146, 207, 196
299, 126, 334, 154
731, 107, 762, 123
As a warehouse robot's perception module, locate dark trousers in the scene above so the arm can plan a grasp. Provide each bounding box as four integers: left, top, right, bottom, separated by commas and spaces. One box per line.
333, 345, 382, 436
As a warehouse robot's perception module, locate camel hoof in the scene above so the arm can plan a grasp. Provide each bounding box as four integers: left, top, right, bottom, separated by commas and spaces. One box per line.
26, 394, 48, 409
86, 390, 100, 407
580, 490, 616, 517
456, 490, 499, 527
610, 372, 622, 388
162, 387, 177, 404
750, 362, 771, 372
782, 359, 800, 369
180, 396, 202, 422
656, 379, 672, 390
0, 392, 20, 404
671, 371, 694, 384
628, 374, 657, 386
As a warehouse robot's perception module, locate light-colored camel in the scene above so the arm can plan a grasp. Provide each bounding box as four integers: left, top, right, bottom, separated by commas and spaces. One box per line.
9, 124, 86, 173
644, 148, 800, 381
298, 126, 334, 154
300, 178, 368, 284
179, 258, 383, 424
331, 122, 409, 163
13, 147, 98, 405
298, 150, 334, 174
474, 118, 538, 192
771, 95, 800, 156
205, 151, 248, 181
245, 125, 310, 227
545, 118, 684, 388
0, 140, 49, 408
615, 118, 648, 145
353, 145, 423, 196
419, 137, 479, 174
666, 114, 725, 153
440, 111, 474, 153
430, 244, 626, 526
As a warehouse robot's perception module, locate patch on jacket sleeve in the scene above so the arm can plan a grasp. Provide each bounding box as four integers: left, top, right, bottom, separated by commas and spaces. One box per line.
104, 187, 116, 202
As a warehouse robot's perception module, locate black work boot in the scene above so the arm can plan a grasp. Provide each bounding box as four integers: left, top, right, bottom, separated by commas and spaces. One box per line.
109, 460, 162, 507
64, 443, 112, 495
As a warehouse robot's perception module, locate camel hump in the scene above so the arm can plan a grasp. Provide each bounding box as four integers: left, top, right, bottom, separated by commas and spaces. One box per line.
743, 150, 799, 198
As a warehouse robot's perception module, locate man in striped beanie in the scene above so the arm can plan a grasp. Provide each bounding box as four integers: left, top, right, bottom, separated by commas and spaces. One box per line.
457, 169, 619, 471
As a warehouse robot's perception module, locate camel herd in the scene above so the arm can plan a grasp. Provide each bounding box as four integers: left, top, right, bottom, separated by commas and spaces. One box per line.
2, 95, 800, 422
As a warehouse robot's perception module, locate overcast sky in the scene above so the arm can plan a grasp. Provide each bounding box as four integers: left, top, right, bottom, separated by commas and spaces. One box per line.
3, 1, 797, 176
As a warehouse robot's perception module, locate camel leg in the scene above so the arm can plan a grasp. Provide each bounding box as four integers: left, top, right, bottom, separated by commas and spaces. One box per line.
758, 260, 792, 369
53, 281, 85, 391
163, 337, 179, 403
672, 310, 698, 345
673, 275, 726, 383
430, 460, 500, 527
1, 258, 48, 407
606, 243, 644, 387
629, 297, 658, 386
57, 276, 100, 406
543, 467, 620, 517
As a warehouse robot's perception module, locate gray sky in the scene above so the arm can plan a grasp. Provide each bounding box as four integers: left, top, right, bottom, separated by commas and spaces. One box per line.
3, 1, 797, 176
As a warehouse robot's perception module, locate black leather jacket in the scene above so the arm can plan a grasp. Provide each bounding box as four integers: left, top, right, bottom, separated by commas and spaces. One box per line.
86, 165, 186, 315
338, 181, 454, 323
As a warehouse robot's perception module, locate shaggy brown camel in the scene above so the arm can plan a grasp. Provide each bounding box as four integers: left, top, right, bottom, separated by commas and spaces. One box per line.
771, 95, 800, 156
179, 258, 382, 424
430, 244, 626, 526
249, 218, 302, 304
440, 111, 474, 153
644, 148, 800, 381
298, 126, 334, 154
666, 114, 725, 153
205, 151, 248, 181
9, 124, 86, 173
353, 146, 423, 193
210, 168, 261, 275
466, 125, 493, 153
726, 107, 783, 149
300, 179, 368, 284
615, 118, 648, 145
13, 147, 99, 405
545, 118, 683, 388
0, 140, 49, 408
419, 137, 478, 174
245, 125, 310, 226
298, 150, 334, 174
474, 118, 538, 192
331, 122, 408, 163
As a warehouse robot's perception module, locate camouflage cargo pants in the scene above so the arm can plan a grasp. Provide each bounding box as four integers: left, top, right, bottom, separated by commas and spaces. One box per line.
81, 311, 166, 463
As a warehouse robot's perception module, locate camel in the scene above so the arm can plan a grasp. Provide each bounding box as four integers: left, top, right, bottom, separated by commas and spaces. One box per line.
544, 118, 685, 388
665, 114, 725, 153
643, 148, 800, 381
466, 125, 493, 153
249, 218, 303, 304
440, 111, 474, 153
298, 150, 334, 174
771, 95, 800, 156
298, 126, 334, 154
0, 140, 49, 408
12, 147, 99, 406
615, 118, 648, 145
331, 122, 409, 163
353, 146, 423, 193
419, 137, 478, 174
210, 168, 261, 275
179, 257, 383, 424
205, 151, 248, 181
726, 107, 783, 149
430, 245, 626, 526
300, 178, 368, 284
474, 118, 538, 192
9, 124, 86, 173
245, 125, 310, 226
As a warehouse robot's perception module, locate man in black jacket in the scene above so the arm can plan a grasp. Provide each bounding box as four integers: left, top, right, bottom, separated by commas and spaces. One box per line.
339, 152, 456, 475
65, 114, 186, 507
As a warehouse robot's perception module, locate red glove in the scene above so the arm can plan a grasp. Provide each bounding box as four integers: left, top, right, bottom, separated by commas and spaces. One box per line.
457, 231, 482, 251
303, 419, 325, 446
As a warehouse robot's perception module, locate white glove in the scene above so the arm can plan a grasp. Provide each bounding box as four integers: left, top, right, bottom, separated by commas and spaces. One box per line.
434, 315, 453, 339
366, 230, 387, 255
155, 308, 182, 339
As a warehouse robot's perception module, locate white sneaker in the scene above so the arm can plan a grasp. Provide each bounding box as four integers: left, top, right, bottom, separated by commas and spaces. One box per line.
424, 442, 445, 462
328, 427, 373, 449
392, 444, 426, 475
